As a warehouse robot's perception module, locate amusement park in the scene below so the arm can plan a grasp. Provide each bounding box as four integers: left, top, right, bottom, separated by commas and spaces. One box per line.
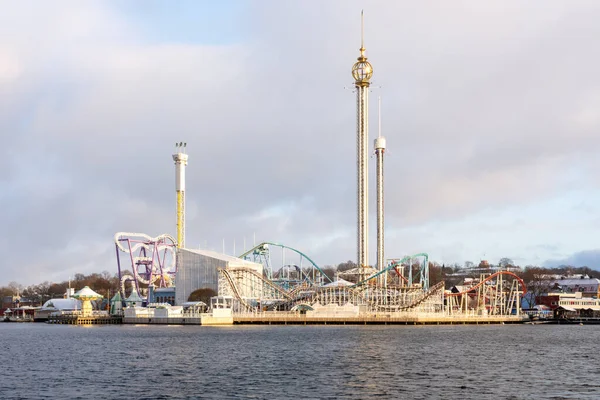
103, 13, 530, 326
112, 232, 527, 325
0, 13, 537, 327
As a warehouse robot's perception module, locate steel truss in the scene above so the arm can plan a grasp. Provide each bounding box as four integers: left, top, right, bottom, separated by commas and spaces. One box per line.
445, 271, 526, 316
218, 267, 293, 312
217, 268, 445, 313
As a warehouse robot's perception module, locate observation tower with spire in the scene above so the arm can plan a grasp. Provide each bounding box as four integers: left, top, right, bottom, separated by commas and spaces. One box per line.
352, 11, 373, 275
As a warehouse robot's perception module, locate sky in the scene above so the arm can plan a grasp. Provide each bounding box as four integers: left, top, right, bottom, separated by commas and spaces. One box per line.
2, 1, 600, 285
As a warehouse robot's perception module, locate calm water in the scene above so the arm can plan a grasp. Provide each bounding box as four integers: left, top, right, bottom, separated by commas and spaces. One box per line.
0, 323, 598, 399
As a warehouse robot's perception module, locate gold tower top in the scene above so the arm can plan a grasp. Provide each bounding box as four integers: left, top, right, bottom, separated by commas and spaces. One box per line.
352, 10, 373, 86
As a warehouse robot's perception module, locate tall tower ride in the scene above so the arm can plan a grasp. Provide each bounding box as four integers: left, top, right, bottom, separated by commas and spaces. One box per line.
352, 11, 373, 271
374, 97, 386, 274
173, 142, 188, 248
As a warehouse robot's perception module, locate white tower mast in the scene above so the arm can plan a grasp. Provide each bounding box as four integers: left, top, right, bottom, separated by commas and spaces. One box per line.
173, 142, 188, 248
352, 10, 373, 277
374, 97, 386, 276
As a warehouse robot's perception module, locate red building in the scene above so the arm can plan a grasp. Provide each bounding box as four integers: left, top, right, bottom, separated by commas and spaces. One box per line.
537, 294, 560, 310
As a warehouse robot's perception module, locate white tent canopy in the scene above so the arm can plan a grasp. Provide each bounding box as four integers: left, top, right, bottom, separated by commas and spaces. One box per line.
323, 278, 354, 288
73, 286, 103, 299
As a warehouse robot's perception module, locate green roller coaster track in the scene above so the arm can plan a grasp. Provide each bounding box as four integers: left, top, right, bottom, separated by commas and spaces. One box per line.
353, 253, 430, 290
238, 241, 333, 284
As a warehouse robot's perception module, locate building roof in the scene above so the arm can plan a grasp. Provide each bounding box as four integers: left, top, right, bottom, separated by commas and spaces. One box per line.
323, 278, 354, 288
110, 292, 122, 302
338, 267, 377, 277
154, 287, 176, 293
451, 285, 467, 293
73, 286, 103, 299
125, 290, 144, 303
557, 306, 577, 312
181, 248, 262, 267
549, 278, 600, 286
41, 298, 81, 310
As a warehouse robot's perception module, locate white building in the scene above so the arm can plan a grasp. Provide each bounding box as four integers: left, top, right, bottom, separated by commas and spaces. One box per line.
546, 278, 600, 298
175, 248, 262, 305
34, 298, 82, 321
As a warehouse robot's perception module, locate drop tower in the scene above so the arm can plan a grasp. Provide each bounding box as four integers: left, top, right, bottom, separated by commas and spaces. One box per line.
173, 142, 188, 248
352, 11, 373, 274
375, 97, 386, 276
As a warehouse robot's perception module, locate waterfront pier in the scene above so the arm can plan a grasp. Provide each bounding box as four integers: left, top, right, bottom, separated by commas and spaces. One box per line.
47, 314, 122, 325
121, 311, 528, 326
233, 313, 528, 325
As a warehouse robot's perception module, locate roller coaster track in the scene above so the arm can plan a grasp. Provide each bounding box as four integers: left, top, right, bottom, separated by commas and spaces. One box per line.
231, 267, 294, 300
263, 282, 321, 310
295, 286, 367, 308
410, 253, 430, 289
349, 253, 431, 289
353, 256, 407, 287
271, 281, 445, 312
114, 232, 177, 300
289, 282, 313, 297
239, 242, 333, 284
218, 267, 295, 311
385, 281, 445, 311
445, 271, 527, 297
120, 273, 135, 296
218, 268, 254, 311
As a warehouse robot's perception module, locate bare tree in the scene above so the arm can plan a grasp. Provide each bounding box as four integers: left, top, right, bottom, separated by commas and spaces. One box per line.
520, 266, 551, 308
7, 281, 23, 295
319, 265, 336, 281
336, 260, 357, 272
188, 288, 217, 303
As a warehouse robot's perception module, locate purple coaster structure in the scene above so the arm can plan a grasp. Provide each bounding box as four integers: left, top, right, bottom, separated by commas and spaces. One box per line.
114, 232, 178, 302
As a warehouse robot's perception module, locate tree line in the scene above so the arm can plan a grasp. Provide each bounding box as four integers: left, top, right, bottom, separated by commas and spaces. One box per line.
1, 272, 121, 304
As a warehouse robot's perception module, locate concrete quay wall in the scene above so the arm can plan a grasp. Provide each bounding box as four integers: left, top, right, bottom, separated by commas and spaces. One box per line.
123, 316, 201, 325
47, 315, 122, 325
234, 313, 529, 325
123, 313, 528, 326
123, 315, 233, 325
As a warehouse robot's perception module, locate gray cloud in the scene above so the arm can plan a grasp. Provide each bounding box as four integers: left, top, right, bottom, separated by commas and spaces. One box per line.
544, 249, 600, 268
2, 1, 600, 284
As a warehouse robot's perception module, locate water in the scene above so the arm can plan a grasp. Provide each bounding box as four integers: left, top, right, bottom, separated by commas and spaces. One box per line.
0, 323, 598, 399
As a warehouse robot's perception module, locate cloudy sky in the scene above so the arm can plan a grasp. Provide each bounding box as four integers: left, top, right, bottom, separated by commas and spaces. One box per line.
2, 1, 600, 285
